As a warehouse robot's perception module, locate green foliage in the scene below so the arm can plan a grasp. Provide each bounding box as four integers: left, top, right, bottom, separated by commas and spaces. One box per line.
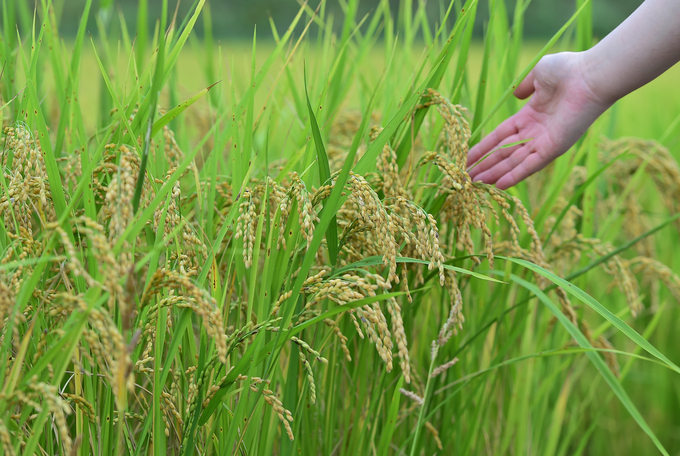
0, 1, 679, 455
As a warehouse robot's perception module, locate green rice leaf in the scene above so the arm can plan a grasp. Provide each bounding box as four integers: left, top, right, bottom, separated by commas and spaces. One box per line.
151, 81, 219, 138
502, 256, 680, 376
304, 66, 339, 265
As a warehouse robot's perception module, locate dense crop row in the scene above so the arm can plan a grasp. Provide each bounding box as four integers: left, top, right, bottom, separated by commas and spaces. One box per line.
1, 0, 680, 455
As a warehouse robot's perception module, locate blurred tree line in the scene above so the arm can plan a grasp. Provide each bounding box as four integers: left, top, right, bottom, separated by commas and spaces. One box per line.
12, 0, 643, 40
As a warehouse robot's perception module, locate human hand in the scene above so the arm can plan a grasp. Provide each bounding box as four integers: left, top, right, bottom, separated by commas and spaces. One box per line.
466, 52, 612, 189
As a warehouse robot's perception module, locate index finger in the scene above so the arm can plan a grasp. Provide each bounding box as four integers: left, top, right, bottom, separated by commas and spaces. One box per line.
467, 117, 520, 168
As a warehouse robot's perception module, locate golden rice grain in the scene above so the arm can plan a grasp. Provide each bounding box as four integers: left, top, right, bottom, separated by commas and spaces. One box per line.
399, 388, 424, 405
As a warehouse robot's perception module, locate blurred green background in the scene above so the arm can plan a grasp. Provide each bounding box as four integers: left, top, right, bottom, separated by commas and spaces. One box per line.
18, 0, 643, 40
3, 1, 680, 455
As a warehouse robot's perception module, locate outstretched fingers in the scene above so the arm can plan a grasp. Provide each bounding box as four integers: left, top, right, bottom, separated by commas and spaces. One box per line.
466, 117, 520, 168
495, 153, 549, 190
466, 68, 545, 188
467, 71, 537, 168
470, 145, 531, 184
468, 129, 528, 178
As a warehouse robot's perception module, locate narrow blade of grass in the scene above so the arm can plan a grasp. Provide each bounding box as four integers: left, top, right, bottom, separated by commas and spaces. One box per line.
502, 256, 680, 376
304, 66, 339, 265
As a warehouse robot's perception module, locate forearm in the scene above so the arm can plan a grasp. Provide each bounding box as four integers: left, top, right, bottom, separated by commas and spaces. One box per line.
581, 0, 680, 104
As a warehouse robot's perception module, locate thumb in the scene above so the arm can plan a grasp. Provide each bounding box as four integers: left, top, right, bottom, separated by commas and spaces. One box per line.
513, 71, 535, 100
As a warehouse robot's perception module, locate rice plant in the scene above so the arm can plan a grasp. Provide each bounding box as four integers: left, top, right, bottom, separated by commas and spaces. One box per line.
1, 0, 680, 455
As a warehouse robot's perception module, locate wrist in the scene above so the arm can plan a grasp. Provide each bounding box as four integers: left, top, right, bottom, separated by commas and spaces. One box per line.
574, 48, 625, 112
577, 0, 680, 106
576, 49, 620, 108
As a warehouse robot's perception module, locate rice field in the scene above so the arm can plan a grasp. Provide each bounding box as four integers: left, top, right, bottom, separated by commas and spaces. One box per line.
1, 1, 680, 455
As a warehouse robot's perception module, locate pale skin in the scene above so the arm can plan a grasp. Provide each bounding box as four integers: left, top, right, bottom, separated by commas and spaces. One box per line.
467, 0, 680, 190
